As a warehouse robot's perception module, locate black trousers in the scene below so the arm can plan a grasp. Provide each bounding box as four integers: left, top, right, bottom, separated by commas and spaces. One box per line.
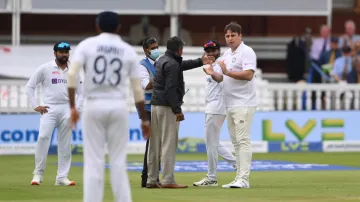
141, 110, 160, 185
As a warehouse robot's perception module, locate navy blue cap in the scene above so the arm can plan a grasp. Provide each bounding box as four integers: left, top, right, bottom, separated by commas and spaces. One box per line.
203, 40, 220, 50
96, 11, 120, 32
330, 37, 339, 43
53, 42, 71, 51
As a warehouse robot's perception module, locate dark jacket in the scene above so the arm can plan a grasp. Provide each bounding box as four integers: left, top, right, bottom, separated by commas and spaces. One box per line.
347, 69, 358, 83
319, 49, 342, 66
286, 37, 307, 82
151, 50, 203, 114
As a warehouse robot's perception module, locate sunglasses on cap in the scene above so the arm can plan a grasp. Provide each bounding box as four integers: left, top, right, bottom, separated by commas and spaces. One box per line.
203, 41, 218, 48
57, 42, 70, 49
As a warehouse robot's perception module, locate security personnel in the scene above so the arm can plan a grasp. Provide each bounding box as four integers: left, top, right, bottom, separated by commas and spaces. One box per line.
146, 36, 213, 188
138, 37, 160, 187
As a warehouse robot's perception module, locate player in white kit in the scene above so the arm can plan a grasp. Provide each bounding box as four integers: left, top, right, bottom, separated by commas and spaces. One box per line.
27, 42, 83, 186
67, 11, 150, 202
204, 22, 257, 188
194, 40, 236, 187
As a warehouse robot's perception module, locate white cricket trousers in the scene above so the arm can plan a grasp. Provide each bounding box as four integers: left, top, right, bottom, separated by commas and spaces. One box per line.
205, 113, 236, 181
82, 99, 131, 202
226, 107, 256, 182
33, 103, 72, 181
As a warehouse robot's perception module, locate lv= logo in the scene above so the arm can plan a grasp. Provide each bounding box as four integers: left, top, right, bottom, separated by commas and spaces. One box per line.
262, 119, 344, 141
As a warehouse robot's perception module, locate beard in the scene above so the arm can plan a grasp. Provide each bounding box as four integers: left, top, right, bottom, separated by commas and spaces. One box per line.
215, 53, 220, 60
56, 56, 68, 64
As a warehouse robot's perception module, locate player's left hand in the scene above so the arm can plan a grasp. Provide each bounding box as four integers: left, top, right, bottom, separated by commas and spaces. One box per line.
70, 107, 79, 128
219, 60, 228, 75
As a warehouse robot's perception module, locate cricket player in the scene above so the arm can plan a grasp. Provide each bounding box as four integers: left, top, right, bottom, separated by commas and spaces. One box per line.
194, 40, 236, 187
27, 42, 83, 186
204, 22, 257, 188
67, 11, 150, 202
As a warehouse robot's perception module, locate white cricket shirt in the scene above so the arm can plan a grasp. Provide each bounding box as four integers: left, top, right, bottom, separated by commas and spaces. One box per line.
205, 58, 226, 115
222, 42, 257, 107
26, 60, 83, 108
71, 33, 140, 101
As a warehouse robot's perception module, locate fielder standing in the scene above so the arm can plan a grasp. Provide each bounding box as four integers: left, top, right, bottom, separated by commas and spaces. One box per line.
194, 40, 236, 187
67, 11, 150, 202
204, 22, 257, 188
27, 42, 83, 186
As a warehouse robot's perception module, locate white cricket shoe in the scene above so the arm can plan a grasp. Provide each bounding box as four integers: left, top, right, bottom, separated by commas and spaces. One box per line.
193, 177, 218, 187
55, 178, 76, 186
221, 180, 237, 188
31, 174, 43, 185
229, 180, 250, 189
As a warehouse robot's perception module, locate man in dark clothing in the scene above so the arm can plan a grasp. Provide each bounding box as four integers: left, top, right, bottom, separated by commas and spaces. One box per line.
146, 36, 213, 189
318, 37, 342, 68
347, 56, 360, 84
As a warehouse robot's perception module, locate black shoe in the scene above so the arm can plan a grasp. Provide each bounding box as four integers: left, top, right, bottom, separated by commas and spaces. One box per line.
141, 175, 147, 188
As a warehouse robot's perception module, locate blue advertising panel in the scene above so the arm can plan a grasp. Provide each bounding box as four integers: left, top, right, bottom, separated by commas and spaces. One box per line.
0, 111, 359, 145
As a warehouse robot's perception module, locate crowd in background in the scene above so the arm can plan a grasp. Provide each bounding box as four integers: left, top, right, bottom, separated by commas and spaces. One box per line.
287, 20, 360, 85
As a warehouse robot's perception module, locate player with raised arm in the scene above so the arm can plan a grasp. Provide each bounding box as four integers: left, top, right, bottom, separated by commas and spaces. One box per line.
67, 11, 150, 202
193, 40, 236, 187
27, 42, 83, 186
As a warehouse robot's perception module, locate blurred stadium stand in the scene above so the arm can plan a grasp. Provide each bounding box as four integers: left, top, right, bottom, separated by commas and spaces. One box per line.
1, 0, 360, 113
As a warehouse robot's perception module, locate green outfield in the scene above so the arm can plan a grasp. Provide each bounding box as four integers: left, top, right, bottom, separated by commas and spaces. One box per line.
1, 153, 360, 202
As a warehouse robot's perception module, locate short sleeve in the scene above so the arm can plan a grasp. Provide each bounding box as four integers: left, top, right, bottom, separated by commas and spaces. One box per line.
242, 48, 257, 71
71, 41, 86, 66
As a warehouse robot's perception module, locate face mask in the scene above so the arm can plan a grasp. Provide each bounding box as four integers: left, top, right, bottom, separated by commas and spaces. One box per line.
149, 49, 160, 60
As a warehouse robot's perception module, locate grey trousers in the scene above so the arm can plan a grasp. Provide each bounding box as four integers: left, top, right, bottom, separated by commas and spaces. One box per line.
147, 105, 180, 185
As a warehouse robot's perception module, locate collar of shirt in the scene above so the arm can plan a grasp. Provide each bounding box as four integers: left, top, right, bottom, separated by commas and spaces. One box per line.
146, 57, 155, 65
99, 32, 122, 40
231, 41, 244, 54
51, 60, 69, 72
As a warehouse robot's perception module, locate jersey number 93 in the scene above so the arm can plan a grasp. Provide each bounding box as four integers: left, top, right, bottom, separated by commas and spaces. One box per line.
92, 55, 122, 86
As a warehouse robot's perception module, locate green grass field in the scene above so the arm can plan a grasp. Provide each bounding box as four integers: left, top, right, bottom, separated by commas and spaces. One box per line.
1, 153, 360, 202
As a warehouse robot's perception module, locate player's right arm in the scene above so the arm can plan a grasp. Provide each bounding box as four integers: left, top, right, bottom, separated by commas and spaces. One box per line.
26, 66, 49, 114
68, 40, 87, 127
